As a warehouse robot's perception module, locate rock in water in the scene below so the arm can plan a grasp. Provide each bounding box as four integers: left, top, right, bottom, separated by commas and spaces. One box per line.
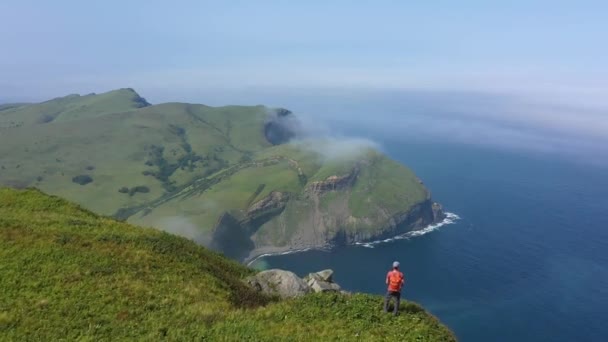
245, 269, 310, 298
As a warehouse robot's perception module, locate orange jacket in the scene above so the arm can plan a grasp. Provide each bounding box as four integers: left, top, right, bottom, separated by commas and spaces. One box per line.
386, 269, 405, 292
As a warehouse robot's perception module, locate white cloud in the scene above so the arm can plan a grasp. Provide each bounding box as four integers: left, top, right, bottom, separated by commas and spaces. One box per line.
291, 137, 381, 161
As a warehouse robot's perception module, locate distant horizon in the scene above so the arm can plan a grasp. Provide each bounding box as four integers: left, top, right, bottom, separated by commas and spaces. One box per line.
3, 84, 607, 169
2, 1, 606, 166
3, 84, 607, 113
2, 1, 607, 105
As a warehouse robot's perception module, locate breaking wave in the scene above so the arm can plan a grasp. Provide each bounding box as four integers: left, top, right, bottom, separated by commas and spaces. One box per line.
354, 212, 461, 248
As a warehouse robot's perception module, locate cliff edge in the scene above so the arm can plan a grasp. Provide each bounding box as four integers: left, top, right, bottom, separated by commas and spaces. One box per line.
0, 188, 456, 341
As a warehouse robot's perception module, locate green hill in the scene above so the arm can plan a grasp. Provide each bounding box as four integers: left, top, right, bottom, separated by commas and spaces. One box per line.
0, 88, 149, 128
0, 188, 455, 341
0, 103, 30, 112
0, 89, 445, 261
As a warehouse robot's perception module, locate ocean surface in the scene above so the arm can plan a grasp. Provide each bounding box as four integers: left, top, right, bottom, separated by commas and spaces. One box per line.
251, 140, 608, 341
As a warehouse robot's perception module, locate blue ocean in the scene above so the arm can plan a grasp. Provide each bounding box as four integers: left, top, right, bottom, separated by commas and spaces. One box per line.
251, 138, 608, 341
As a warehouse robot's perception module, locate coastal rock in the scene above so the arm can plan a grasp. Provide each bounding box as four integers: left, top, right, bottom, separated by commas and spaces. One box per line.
316, 269, 334, 282
245, 269, 310, 298
308, 278, 341, 293
306, 269, 341, 293
247, 269, 343, 296
432, 202, 446, 222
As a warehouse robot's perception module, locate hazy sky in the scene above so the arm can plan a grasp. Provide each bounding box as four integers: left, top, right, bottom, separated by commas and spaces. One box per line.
2, 1, 607, 163
1, 1, 607, 103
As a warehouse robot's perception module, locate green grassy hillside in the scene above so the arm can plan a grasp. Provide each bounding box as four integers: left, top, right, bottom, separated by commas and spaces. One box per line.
130, 139, 431, 259
0, 88, 441, 261
0, 103, 30, 112
0, 92, 272, 216
0, 188, 455, 341
0, 88, 148, 128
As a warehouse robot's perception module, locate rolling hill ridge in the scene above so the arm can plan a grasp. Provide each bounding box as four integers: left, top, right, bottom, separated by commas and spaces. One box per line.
0, 89, 445, 261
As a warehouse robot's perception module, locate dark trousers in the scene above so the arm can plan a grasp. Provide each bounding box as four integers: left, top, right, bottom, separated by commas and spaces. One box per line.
384, 291, 401, 315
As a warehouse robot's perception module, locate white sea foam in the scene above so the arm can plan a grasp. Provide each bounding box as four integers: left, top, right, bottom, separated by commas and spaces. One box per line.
355, 212, 461, 248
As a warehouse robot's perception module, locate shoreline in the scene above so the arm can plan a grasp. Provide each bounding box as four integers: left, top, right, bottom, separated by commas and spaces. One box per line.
245, 212, 460, 266
244, 244, 332, 266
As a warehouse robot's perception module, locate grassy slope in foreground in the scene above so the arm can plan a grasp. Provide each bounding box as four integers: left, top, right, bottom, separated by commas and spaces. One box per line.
0, 188, 455, 341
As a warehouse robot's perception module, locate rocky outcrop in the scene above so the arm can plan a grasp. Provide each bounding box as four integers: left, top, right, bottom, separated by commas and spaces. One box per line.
431, 202, 445, 222
244, 191, 447, 263
304, 269, 342, 293
247, 191, 289, 218
337, 199, 447, 244
245, 269, 310, 298
305, 168, 359, 195
245, 269, 343, 298
314, 269, 334, 282
241, 191, 290, 232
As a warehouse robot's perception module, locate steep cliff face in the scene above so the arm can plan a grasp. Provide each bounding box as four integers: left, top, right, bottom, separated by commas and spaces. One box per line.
246, 179, 446, 261
206, 156, 446, 262
210, 212, 254, 261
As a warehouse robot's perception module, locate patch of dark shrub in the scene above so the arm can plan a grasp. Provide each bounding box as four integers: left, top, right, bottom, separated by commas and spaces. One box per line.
239, 152, 253, 163
36, 114, 55, 124
132, 93, 151, 108
72, 175, 93, 185
298, 174, 308, 186
113, 207, 140, 221
129, 186, 150, 196
168, 124, 185, 136
55, 233, 74, 245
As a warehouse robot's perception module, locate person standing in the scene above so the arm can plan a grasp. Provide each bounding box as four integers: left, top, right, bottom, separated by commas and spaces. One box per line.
384, 261, 405, 315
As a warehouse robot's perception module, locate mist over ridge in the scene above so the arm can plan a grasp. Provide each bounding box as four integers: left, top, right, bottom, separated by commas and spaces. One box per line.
4, 85, 605, 167
127, 86, 608, 167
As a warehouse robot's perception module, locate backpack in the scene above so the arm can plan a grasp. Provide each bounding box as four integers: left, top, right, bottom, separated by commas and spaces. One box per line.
388, 270, 403, 291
